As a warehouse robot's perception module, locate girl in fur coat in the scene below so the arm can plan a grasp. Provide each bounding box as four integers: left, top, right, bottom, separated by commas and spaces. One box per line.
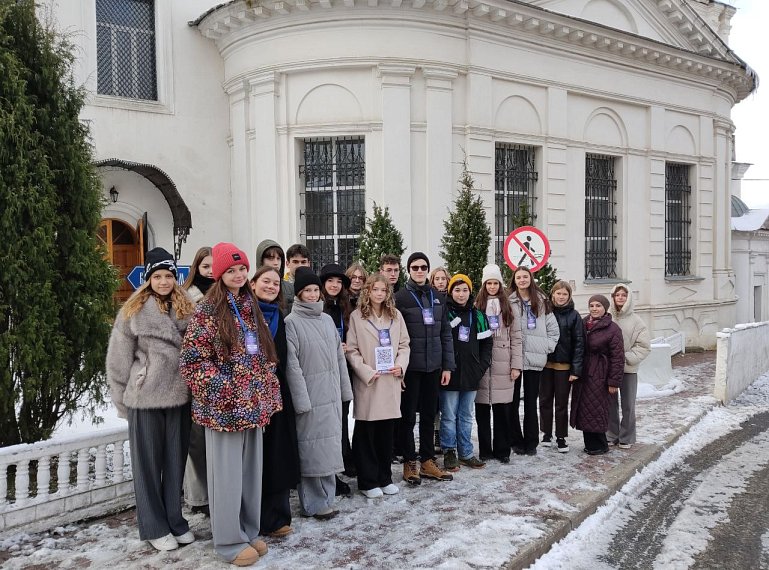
106, 247, 196, 552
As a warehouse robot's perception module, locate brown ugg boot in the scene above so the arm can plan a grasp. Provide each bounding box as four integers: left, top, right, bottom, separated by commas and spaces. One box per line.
232, 546, 259, 567
250, 539, 268, 556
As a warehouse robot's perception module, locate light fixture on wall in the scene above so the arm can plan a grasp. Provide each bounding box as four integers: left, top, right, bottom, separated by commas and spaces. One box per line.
109, 186, 119, 203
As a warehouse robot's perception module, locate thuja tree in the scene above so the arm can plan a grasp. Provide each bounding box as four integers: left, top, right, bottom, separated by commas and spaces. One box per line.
357, 202, 406, 281
502, 201, 559, 294
440, 155, 492, 288
0, 1, 117, 446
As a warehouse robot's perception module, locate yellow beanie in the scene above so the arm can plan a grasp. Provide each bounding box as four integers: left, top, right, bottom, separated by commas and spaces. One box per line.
448, 273, 473, 293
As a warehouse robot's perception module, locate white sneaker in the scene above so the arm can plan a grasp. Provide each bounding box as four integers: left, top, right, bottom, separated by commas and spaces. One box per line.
381, 483, 400, 495
173, 530, 195, 545
361, 487, 384, 498
148, 533, 178, 551
618, 442, 632, 449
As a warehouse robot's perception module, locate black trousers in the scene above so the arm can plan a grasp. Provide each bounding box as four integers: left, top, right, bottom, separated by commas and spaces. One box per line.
342, 399, 353, 470
353, 419, 395, 490
260, 489, 291, 534
539, 367, 572, 439
511, 369, 541, 452
583, 431, 608, 452
399, 369, 441, 462
475, 402, 514, 460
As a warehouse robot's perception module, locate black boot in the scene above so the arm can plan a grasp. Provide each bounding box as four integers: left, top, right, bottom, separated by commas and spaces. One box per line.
335, 475, 351, 497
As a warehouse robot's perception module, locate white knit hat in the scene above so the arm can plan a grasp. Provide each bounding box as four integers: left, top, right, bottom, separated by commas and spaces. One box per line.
481, 264, 505, 286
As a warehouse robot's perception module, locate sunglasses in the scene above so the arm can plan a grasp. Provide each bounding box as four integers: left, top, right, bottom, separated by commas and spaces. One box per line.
410, 265, 428, 271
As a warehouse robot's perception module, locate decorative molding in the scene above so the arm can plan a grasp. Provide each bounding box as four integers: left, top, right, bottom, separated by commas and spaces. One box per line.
275, 121, 383, 135
193, 0, 755, 101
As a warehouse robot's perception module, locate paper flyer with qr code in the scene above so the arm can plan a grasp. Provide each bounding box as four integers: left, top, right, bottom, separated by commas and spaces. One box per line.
375, 346, 395, 372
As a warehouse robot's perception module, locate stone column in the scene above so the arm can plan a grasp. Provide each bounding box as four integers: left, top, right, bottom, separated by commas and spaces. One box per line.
226, 81, 252, 249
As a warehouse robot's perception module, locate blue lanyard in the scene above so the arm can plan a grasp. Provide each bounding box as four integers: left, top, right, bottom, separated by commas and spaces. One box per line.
227, 293, 250, 334
367, 318, 394, 333
338, 316, 345, 340
450, 309, 473, 329
409, 289, 434, 310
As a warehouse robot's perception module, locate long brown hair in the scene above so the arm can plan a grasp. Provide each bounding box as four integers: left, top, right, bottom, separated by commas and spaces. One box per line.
508, 266, 551, 316
208, 280, 278, 363
121, 280, 195, 321
358, 274, 398, 320
323, 279, 352, 328
182, 246, 212, 290
250, 266, 285, 312
475, 279, 515, 327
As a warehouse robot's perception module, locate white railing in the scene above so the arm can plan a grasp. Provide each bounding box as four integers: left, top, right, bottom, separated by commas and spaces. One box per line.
650, 331, 686, 356
0, 427, 134, 532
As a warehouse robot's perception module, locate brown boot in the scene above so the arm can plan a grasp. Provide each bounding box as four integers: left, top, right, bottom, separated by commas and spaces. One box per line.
420, 458, 454, 481
250, 539, 268, 556
232, 546, 259, 566
403, 460, 421, 485
267, 525, 292, 538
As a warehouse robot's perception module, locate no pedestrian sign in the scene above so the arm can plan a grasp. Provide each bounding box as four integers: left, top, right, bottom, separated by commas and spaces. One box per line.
503, 226, 551, 273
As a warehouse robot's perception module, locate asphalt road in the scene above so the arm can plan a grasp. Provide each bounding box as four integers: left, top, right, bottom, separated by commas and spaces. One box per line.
600, 410, 769, 570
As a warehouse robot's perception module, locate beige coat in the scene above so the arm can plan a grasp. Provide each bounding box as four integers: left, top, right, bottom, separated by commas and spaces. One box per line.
610, 284, 651, 373
346, 308, 411, 421
476, 320, 524, 405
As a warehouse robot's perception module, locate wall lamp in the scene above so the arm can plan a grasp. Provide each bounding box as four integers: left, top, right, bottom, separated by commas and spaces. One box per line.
109, 186, 119, 203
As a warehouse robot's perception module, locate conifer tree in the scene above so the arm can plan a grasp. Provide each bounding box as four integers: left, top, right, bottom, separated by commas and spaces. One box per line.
440, 154, 492, 288
357, 203, 406, 280
0, 1, 117, 445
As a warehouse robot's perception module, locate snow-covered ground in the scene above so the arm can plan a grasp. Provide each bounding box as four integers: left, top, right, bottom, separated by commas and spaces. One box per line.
0, 354, 721, 569
531, 371, 769, 570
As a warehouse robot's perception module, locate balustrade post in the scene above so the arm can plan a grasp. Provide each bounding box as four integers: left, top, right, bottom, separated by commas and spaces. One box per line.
15, 460, 30, 506
113, 440, 124, 483
0, 465, 7, 506
57, 451, 70, 495
76, 448, 89, 491
37, 456, 51, 500
94, 444, 107, 486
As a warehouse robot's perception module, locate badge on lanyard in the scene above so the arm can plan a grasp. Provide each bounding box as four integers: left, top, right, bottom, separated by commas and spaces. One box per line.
379, 328, 391, 346
245, 330, 260, 355
458, 325, 471, 342
422, 308, 435, 325
488, 314, 500, 330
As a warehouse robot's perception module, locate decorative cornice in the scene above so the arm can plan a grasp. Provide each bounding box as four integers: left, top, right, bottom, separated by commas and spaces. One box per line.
193, 0, 755, 101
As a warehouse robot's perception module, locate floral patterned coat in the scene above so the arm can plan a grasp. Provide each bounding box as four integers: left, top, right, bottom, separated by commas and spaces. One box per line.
180, 292, 282, 432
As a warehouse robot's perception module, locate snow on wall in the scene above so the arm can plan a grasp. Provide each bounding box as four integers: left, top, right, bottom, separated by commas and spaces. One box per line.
714, 321, 769, 402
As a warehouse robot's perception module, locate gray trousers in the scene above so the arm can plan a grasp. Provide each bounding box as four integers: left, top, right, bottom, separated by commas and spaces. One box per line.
183, 423, 208, 507
205, 427, 263, 562
297, 475, 336, 516
127, 405, 191, 541
607, 372, 638, 444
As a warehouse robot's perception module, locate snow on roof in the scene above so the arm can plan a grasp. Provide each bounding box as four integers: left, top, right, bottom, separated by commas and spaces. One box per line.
731, 208, 769, 231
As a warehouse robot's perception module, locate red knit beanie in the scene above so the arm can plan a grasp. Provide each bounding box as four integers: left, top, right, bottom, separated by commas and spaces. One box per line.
212, 242, 250, 281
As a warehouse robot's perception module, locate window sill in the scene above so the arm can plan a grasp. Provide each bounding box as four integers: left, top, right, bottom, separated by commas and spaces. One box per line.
664, 275, 705, 283
89, 94, 173, 115
582, 278, 631, 286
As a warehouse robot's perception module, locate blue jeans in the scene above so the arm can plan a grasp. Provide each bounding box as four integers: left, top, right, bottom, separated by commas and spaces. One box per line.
439, 390, 477, 459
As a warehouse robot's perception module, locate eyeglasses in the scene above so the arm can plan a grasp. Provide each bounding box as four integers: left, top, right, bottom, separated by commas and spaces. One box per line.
410, 265, 428, 272
351, 275, 365, 281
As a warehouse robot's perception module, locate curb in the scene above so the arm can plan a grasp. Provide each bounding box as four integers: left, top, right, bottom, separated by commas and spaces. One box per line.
506, 401, 721, 570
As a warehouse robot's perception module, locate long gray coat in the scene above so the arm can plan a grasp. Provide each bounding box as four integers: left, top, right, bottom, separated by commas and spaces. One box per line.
285, 300, 353, 477
106, 295, 191, 418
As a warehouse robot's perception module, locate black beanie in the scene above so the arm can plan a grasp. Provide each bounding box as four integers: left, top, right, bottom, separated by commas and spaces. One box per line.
144, 247, 177, 280
294, 266, 322, 297
407, 251, 430, 271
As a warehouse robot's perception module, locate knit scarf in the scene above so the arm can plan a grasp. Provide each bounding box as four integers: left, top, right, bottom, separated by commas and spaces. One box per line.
258, 300, 280, 338
447, 298, 492, 339
192, 273, 215, 295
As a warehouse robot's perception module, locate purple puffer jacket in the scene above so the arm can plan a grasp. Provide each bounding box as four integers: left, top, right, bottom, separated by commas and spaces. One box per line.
570, 313, 624, 433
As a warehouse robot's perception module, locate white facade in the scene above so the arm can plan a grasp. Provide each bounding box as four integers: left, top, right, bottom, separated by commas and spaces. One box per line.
52, 0, 756, 347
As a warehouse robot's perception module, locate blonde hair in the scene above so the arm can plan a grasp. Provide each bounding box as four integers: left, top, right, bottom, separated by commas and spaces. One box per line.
358, 274, 397, 320
121, 280, 195, 320
429, 267, 450, 289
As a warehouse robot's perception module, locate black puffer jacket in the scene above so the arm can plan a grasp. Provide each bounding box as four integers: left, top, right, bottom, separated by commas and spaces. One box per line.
442, 297, 493, 391
395, 279, 455, 373
547, 299, 585, 377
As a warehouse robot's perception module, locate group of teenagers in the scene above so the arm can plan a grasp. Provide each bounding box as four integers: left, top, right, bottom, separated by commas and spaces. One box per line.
106, 239, 651, 566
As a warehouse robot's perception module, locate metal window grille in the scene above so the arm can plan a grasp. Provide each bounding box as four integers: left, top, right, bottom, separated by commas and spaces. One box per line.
96, 0, 157, 100
665, 163, 692, 276
494, 144, 538, 265
298, 137, 366, 271
584, 154, 618, 279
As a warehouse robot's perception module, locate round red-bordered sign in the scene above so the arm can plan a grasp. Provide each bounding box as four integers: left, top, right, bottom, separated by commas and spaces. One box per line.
503, 226, 551, 273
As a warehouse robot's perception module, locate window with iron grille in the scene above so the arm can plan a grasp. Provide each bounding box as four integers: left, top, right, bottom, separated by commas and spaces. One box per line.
298, 137, 366, 271
585, 154, 618, 280
494, 144, 538, 265
665, 163, 692, 276
96, 0, 157, 100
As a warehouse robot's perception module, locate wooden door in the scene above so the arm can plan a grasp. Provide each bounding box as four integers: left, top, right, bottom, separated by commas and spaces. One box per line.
99, 219, 141, 304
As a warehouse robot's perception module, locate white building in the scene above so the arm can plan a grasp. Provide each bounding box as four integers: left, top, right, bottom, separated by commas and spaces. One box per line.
52, 0, 755, 345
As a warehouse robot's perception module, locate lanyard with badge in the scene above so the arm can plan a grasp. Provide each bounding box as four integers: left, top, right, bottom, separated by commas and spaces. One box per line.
228, 293, 260, 355
337, 316, 345, 341
409, 289, 435, 325
457, 311, 473, 343
523, 300, 537, 330
368, 318, 395, 371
